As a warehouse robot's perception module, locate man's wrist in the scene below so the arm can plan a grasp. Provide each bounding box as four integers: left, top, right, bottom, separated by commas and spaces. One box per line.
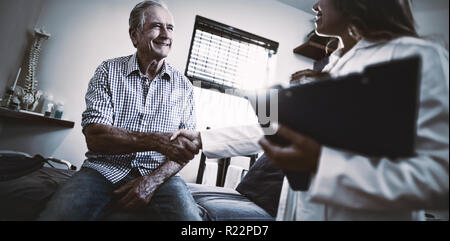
149, 133, 170, 153
146, 160, 182, 184
143, 172, 165, 186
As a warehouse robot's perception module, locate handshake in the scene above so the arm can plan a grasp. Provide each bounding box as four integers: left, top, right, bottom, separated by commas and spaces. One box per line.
159, 130, 202, 165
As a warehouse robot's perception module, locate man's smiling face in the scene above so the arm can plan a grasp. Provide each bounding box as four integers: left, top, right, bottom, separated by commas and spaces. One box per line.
131, 5, 175, 61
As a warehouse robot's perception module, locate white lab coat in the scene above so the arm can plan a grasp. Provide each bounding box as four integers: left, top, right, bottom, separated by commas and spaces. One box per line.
200, 37, 449, 221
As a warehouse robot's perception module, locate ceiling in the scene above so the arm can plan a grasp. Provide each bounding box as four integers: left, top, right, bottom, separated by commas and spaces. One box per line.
411, 0, 449, 11
277, 0, 316, 14
276, 0, 450, 15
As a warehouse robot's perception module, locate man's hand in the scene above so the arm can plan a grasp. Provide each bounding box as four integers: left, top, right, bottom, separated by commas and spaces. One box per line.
258, 125, 322, 173
170, 130, 202, 149
159, 134, 200, 165
112, 175, 160, 211
112, 160, 184, 211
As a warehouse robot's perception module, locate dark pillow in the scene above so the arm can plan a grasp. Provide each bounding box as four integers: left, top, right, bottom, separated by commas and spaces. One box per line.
0, 151, 45, 181
0, 167, 75, 220
235, 154, 285, 217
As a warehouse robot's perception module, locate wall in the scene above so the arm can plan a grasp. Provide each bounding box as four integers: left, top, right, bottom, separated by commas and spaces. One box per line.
0, 0, 313, 182
411, 0, 449, 47
413, 8, 449, 47
0, 0, 47, 97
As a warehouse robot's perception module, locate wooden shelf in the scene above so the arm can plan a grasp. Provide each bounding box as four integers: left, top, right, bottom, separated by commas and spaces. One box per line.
293, 40, 329, 61
0, 107, 75, 128
293, 32, 338, 61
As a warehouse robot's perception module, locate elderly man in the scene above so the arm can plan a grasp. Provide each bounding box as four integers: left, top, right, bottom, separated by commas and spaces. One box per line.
38, 1, 202, 221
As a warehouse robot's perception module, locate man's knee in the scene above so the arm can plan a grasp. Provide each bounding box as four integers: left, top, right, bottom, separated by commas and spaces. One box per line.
150, 176, 202, 221
38, 168, 113, 221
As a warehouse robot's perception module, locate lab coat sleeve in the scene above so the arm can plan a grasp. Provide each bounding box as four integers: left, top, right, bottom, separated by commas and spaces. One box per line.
200, 124, 264, 159
309, 43, 449, 211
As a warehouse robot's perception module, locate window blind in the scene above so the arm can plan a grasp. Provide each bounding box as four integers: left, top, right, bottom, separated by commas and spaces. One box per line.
185, 16, 279, 94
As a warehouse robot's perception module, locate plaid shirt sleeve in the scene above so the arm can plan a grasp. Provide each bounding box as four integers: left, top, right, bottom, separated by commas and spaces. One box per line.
81, 62, 114, 129
179, 85, 196, 131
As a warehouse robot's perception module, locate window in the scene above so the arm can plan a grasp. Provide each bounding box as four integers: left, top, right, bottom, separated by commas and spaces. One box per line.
185, 16, 279, 94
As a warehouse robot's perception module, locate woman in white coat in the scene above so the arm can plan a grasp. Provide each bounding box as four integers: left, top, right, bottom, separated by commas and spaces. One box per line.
173, 0, 449, 220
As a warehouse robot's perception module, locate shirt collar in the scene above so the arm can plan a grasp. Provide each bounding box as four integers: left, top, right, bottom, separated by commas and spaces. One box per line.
159, 62, 172, 81
127, 52, 172, 81
324, 38, 380, 73
352, 38, 381, 51
330, 38, 377, 58
127, 52, 140, 76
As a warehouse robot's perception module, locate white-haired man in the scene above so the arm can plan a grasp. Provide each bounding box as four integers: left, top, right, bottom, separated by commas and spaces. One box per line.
39, 1, 202, 221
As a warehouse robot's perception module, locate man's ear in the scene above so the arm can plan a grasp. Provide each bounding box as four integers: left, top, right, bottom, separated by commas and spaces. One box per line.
129, 28, 138, 48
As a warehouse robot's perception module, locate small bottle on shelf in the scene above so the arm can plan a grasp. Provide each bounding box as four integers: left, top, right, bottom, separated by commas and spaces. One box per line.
41, 93, 53, 114
44, 102, 54, 118
54, 102, 64, 119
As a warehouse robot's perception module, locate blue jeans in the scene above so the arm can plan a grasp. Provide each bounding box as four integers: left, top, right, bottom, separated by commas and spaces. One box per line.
38, 167, 202, 221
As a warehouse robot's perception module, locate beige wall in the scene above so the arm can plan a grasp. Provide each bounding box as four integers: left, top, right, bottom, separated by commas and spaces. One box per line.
0, 0, 47, 95
414, 8, 449, 47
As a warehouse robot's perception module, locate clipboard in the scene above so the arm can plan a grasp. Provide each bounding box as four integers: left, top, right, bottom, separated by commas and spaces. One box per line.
252, 55, 422, 190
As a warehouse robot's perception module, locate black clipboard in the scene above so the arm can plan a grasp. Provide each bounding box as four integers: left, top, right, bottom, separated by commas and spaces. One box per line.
252, 56, 422, 191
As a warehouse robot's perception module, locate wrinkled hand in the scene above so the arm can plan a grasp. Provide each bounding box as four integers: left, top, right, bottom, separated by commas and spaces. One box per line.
258, 125, 322, 173
112, 175, 159, 211
159, 134, 200, 165
170, 130, 202, 149
291, 69, 330, 85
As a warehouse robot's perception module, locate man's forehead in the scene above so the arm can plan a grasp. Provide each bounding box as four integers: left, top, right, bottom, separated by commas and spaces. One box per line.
143, 6, 174, 25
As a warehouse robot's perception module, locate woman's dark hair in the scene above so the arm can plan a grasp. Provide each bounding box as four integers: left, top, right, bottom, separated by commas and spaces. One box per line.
334, 0, 419, 41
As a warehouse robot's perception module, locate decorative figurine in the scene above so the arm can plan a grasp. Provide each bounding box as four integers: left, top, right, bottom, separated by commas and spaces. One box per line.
21, 28, 50, 111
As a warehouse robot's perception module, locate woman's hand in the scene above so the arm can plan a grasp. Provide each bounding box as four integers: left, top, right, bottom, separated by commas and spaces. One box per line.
258, 125, 322, 173
158, 134, 199, 164
170, 129, 202, 149
291, 69, 330, 85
